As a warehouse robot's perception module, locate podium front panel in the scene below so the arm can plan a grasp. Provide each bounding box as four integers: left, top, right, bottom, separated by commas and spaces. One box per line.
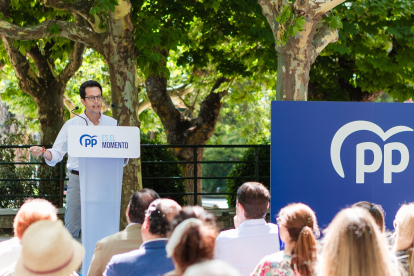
78, 157, 124, 276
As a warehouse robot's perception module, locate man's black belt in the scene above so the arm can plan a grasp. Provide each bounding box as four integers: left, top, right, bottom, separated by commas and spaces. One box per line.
71, 170, 79, 175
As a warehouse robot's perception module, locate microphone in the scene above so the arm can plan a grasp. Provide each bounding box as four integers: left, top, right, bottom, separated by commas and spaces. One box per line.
71, 107, 88, 126
111, 104, 123, 126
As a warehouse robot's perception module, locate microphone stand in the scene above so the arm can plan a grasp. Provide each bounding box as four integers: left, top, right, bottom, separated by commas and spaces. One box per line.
71, 107, 88, 126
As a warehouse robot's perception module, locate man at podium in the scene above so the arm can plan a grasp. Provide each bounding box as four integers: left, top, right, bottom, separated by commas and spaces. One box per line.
30, 80, 127, 239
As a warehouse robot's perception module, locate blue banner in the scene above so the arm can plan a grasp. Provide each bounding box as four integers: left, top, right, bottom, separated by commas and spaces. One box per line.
271, 101, 414, 230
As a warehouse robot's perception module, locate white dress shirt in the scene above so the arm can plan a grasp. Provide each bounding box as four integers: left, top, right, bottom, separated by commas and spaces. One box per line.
214, 219, 280, 276
45, 112, 127, 170
0, 237, 21, 271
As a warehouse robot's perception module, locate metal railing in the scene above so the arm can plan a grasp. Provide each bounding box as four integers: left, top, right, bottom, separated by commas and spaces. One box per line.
0, 144, 270, 207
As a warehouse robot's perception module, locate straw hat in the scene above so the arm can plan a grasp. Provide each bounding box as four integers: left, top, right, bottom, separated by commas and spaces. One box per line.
14, 220, 84, 276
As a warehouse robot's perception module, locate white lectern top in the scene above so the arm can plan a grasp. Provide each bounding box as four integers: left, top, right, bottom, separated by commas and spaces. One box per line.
68, 126, 140, 158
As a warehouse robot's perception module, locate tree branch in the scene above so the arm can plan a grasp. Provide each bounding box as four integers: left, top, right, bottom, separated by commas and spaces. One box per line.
0, 19, 101, 49
57, 42, 85, 84
257, 0, 280, 41
1, 36, 41, 98
42, 0, 94, 17
146, 75, 185, 127
312, 21, 338, 62
189, 77, 228, 140
313, 0, 346, 15
27, 46, 57, 80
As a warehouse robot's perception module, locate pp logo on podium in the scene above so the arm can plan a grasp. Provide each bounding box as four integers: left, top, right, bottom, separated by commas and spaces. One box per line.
331, 121, 413, 184
80, 134, 98, 148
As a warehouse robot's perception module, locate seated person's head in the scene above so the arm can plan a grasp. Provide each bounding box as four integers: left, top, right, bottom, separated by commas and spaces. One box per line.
166, 207, 218, 275
13, 199, 58, 240
170, 206, 217, 230
394, 203, 414, 253
321, 207, 397, 276
277, 203, 319, 276
141, 198, 181, 240
352, 201, 385, 232
236, 182, 270, 221
14, 220, 84, 275
127, 188, 160, 224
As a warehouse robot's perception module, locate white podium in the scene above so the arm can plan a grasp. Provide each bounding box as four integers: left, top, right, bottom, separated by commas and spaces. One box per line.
68, 126, 140, 275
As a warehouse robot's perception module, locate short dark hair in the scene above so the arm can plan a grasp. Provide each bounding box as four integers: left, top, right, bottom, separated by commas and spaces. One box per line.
237, 182, 270, 219
147, 199, 180, 237
128, 189, 159, 224
352, 201, 385, 232
79, 80, 103, 99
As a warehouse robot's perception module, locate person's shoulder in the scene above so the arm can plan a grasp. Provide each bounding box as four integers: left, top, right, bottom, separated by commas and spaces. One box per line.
110, 248, 143, 263
101, 114, 117, 124
265, 222, 279, 231
216, 228, 238, 240
97, 230, 126, 245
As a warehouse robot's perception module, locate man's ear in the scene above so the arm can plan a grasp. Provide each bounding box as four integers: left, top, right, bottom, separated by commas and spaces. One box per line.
125, 204, 130, 220
267, 202, 270, 209
142, 215, 150, 229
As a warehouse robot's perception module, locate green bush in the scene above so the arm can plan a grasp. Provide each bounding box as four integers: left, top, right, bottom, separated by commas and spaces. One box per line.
226, 140, 270, 207
141, 138, 186, 206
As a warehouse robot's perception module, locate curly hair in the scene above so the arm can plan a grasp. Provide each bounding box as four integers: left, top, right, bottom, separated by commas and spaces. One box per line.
147, 199, 181, 237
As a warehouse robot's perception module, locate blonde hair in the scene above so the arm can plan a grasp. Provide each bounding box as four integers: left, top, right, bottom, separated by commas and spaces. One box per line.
321, 207, 397, 276
394, 203, 414, 275
279, 203, 319, 276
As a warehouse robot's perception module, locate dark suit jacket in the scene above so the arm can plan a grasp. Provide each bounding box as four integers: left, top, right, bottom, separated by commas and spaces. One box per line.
103, 239, 174, 276
88, 224, 143, 276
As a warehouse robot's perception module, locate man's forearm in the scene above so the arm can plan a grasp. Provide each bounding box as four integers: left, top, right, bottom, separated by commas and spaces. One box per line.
43, 150, 53, 161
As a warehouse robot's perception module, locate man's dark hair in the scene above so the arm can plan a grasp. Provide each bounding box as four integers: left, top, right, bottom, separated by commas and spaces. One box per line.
79, 80, 103, 99
128, 189, 159, 224
237, 182, 270, 219
352, 201, 385, 232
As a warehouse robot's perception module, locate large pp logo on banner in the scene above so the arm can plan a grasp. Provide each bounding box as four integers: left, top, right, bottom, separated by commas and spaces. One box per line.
331, 121, 413, 183
271, 102, 414, 229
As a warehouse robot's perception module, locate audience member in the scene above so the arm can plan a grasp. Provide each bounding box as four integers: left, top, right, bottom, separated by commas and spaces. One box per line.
352, 201, 386, 232
104, 199, 181, 276
215, 182, 280, 276
13, 220, 84, 276
165, 207, 219, 275
252, 203, 319, 276
183, 260, 241, 276
0, 199, 58, 274
319, 207, 398, 276
88, 189, 159, 276
393, 203, 414, 275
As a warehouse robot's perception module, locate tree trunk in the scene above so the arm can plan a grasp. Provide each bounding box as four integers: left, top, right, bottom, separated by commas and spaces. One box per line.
35, 83, 66, 145
276, 51, 311, 101
104, 28, 142, 229
175, 146, 204, 205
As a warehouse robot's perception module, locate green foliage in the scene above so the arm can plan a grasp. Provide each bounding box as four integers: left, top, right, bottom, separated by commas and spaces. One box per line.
310, 0, 414, 101
0, 118, 55, 208
226, 139, 270, 207
275, 6, 306, 46
141, 138, 186, 205
48, 23, 61, 36
90, 0, 119, 15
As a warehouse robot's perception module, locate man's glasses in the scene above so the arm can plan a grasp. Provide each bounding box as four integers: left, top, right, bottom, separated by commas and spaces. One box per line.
85, 96, 103, 101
